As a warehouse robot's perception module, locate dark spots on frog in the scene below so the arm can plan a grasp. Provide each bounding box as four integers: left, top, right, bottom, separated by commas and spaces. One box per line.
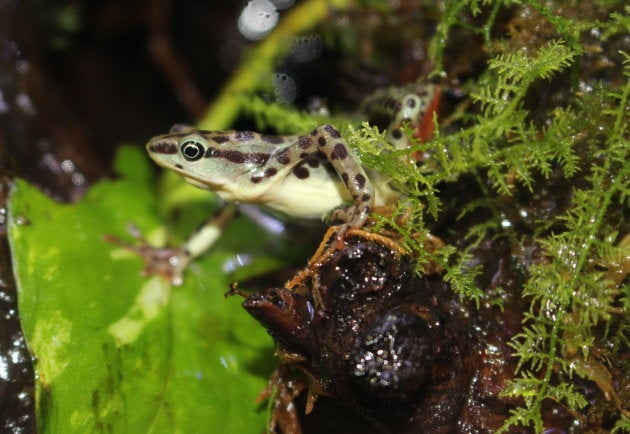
298, 136, 312, 149
205, 147, 218, 158
265, 167, 278, 177
391, 129, 403, 140
293, 166, 310, 179
261, 134, 286, 144
323, 162, 335, 174
233, 131, 255, 141
149, 142, 177, 154
301, 151, 325, 167
205, 147, 245, 163
213, 135, 230, 144
355, 173, 366, 190
318, 136, 327, 147
276, 149, 291, 165
395, 102, 403, 113
175, 164, 183, 169
310, 128, 319, 136
402, 116, 412, 123
323, 125, 342, 138
341, 172, 349, 185
330, 143, 348, 160
406, 97, 417, 108
245, 153, 270, 166
251, 176, 263, 184
306, 158, 320, 168
361, 193, 371, 202
222, 150, 246, 163
204, 147, 270, 165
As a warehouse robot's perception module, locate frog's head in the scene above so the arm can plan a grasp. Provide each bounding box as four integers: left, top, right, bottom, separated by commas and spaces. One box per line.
146, 126, 228, 190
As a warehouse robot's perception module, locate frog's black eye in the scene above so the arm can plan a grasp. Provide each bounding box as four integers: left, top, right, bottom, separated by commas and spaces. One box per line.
180, 140, 205, 161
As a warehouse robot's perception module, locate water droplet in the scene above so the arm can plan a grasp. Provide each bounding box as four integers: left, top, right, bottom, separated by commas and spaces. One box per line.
272, 72, 298, 104
16, 92, 35, 115
71, 172, 85, 186
238, 0, 279, 41
289, 34, 323, 63
60, 159, 75, 173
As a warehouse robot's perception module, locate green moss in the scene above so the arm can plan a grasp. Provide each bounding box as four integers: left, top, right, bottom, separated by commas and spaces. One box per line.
232, 0, 628, 430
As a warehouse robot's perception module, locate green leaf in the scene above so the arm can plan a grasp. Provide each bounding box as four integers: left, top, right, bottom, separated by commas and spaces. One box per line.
8, 146, 275, 433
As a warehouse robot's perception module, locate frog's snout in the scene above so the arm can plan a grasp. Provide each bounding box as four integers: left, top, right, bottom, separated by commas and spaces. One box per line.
146, 138, 178, 156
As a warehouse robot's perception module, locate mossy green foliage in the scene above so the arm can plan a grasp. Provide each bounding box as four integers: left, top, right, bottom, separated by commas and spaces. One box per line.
496, 53, 629, 430
8, 147, 277, 433
9, 1, 628, 432
238, 0, 629, 431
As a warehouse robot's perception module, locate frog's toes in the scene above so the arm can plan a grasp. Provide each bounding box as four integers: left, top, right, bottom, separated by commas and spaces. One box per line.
324, 202, 366, 227
104, 225, 189, 286
137, 247, 188, 286
333, 223, 352, 251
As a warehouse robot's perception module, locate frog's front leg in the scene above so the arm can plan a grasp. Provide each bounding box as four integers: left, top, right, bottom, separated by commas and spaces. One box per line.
307, 124, 375, 228
173, 202, 238, 283
107, 203, 237, 286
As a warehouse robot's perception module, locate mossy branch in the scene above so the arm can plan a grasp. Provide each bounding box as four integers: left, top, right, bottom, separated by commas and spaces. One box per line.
219, 2, 628, 430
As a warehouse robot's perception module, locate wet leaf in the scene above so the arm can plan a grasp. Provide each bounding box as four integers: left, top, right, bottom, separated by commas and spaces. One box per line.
8, 146, 274, 433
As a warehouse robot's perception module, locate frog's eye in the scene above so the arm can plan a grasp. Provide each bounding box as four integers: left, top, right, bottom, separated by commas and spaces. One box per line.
180, 140, 205, 161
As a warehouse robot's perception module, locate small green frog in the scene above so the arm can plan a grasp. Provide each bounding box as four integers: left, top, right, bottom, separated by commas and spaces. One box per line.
133, 83, 439, 285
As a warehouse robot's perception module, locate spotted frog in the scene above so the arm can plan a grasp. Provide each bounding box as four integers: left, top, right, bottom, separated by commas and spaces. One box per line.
137, 83, 439, 285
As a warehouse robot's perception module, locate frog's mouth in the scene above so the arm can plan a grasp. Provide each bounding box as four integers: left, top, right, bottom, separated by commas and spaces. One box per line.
177, 172, 223, 191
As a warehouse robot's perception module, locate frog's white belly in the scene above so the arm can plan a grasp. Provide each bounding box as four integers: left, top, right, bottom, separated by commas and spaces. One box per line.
205, 163, 400, 221
258, 176, 350, 220
248, 170, 399, 220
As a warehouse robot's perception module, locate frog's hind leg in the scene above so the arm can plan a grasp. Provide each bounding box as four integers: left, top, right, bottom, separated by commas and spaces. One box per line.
361, 83, 440, 155
308, 124, 376, 228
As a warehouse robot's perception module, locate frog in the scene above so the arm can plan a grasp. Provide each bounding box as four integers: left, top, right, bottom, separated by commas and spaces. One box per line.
123, 83, 439, 285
